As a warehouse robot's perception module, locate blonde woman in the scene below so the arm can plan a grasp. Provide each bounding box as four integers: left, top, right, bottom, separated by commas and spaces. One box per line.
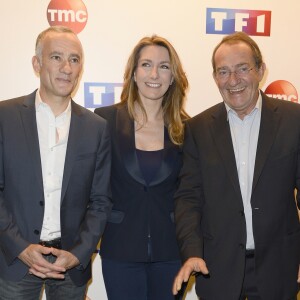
95, 35, 189, 300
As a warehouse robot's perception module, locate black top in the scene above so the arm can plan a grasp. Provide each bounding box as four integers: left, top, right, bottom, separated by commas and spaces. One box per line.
136, 148, 163, 185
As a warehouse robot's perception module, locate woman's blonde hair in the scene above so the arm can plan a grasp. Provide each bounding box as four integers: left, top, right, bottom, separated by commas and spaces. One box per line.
120, 35, 189, 145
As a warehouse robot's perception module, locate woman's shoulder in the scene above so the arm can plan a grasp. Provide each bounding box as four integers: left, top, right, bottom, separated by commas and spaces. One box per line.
94, 102, 126, 119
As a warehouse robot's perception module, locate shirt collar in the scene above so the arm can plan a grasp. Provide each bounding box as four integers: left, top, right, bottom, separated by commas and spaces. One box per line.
35, 89, 71, 117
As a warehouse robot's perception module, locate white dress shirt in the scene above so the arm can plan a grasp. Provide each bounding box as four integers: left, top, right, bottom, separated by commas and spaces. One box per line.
35, 90, 71, 241
225, 93, 262, 249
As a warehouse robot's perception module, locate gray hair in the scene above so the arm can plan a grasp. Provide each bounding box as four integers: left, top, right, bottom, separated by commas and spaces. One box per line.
35, 26, 77, 60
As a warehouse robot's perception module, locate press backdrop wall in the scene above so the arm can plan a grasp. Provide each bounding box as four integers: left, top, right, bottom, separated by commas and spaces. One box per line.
1, 1, 299, 299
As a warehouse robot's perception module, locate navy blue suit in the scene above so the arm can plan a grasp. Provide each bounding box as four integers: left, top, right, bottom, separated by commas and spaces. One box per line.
0, 91, 112, 286
95, 103, 182, 299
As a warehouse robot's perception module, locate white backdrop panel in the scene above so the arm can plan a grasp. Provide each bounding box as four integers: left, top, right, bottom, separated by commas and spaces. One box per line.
0, 1, 299, 299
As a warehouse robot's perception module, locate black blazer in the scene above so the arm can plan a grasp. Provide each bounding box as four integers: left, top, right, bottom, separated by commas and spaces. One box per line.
175, 92, 300, 300
95, 103, 181, 262
0, 91, 112, 286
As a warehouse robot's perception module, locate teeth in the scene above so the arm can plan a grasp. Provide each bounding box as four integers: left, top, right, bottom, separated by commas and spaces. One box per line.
229, 87, 245, 93
146, 83, 161, 88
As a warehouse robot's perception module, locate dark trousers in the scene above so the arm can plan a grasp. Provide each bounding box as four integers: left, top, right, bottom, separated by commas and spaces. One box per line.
102, 258, 183, 300
239, 252, 297, 300
0, 255, 86, 300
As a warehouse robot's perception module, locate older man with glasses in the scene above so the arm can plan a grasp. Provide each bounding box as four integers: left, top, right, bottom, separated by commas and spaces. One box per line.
173, 32, 300, 300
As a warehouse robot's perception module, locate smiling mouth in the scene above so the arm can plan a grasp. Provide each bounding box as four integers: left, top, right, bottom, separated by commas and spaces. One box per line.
145, 82, 161, 88
57, 78, 71, 84
228, 87, 245, 94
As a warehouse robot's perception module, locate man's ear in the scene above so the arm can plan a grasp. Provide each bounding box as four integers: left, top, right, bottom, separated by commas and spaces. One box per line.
212, 71, 218, 84
258, 62, 266, 81
32, 56, 41, 74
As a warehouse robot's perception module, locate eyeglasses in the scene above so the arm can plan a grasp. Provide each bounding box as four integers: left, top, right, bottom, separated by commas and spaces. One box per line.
215, 65, 255, 80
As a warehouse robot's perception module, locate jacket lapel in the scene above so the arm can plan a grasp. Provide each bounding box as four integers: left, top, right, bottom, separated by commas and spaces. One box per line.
210, 103, 243, 201
116, 105, 146, 185
60, 101, 82, 201
20, 91, 44, 192
252, 94, 280, 192
20, 96, 84, 202
116, 105, 179, 186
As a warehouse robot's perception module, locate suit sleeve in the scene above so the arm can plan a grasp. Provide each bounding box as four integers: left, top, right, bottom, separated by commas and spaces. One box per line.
174, 121, 205, 262
296, 126, 300, 215
0, 122, 29, 264
297, 135, 300, 211
70, 120, 112, 268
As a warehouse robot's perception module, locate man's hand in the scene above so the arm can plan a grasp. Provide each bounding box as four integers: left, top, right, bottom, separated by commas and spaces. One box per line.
51, 248, 80, 271
18, 244, 66, 279
172, 257, 209, 295
297, 264, 300, 283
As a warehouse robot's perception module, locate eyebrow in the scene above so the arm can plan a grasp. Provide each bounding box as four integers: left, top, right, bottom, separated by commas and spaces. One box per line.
69, 54, 81, 59
217, 63, 249, 70
139, 58, 170, 64
49, 51, 81, 60
49, 51, 63, 56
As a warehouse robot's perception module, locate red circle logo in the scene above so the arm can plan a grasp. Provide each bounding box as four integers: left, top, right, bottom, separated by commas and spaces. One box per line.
264, 80, 298, 103
47, 0, 88, 34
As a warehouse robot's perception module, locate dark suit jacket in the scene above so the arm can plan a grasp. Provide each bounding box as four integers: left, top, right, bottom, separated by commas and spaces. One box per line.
94, 103, 181, 262
175, 92, 300, 300
0, 91, 112, 286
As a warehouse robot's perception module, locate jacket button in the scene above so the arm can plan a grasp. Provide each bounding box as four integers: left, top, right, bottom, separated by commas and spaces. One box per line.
143, 186, 147, 192
239, 210, 244, 216
239, 243, 245, 250
34, 230, 40, 235
39, 201, 44, 206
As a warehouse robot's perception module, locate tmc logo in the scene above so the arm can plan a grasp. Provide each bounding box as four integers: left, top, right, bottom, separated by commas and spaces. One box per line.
47, 0, 88, 34
265, 80, 298, 103
84, 82, 123, 109
206, 8, 271, 36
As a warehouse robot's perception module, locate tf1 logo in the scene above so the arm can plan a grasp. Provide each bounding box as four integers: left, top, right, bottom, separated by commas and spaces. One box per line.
47, 0, 88, 34
84, 82, 123, 109
265, 80, 298, 103
206, 8, 271, 36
